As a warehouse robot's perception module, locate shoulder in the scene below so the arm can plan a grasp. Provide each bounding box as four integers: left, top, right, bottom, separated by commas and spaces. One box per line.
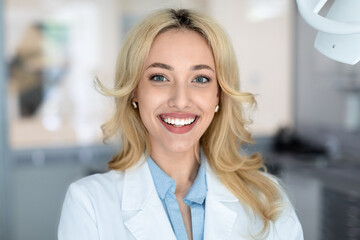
59, 170, 135, 240
69, 170, 124, 193
58, 158, 155, 239
66, 170, 123, 200
61, 169, 128, 221
63, 170, 125, 210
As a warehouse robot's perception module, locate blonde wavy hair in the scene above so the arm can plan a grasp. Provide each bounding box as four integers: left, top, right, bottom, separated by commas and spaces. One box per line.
97, 8, 283, 238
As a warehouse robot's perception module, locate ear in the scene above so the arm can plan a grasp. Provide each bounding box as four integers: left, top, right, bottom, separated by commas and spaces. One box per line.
132, 88, 138, 102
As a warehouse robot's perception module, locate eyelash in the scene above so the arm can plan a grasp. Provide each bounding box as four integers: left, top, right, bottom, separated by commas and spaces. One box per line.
149, 74, 168, 82
149, 74, 211, 84
192, 75, 211, 84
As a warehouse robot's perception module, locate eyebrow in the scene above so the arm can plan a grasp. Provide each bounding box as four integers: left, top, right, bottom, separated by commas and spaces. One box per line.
146, 63, 173, 71
191, 64, 214, 72
146, 62, 214, 72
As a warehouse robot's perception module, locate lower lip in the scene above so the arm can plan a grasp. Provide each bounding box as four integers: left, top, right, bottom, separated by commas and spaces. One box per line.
158, 117, 199, 134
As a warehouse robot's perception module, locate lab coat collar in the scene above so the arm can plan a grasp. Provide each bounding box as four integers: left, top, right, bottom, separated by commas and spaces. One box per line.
203, 156, 239, 240
121, 154, 152, 211
122, 154, 176, 239
202, 152, 238, 203
121, 154, 239, 240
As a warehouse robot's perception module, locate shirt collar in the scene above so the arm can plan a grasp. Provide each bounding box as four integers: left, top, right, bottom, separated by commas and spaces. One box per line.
147, 155, 207, 204
147, 156, 176, 199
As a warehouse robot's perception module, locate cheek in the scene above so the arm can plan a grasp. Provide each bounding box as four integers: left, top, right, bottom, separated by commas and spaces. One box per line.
196, 89, 219, 109
138, 88, 165, 110
192, 98, 216, 122
137, 87, 166, 126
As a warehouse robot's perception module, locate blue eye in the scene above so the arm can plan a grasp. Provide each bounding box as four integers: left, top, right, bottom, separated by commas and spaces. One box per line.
193, 76, 210, 83
150, 74, 168, 82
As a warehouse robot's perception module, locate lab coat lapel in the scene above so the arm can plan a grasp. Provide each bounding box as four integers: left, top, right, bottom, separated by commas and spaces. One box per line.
204, 162, 239, 240
122, 155, 176, 240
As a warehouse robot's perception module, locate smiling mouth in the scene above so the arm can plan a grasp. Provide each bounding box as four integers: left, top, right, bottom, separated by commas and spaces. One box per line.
159, 116, 198, 127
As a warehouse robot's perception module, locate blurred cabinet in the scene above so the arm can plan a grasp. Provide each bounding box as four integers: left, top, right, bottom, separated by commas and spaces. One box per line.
322, 187, 360, 240
267, 152, 360, 240
10, 146, 112, 240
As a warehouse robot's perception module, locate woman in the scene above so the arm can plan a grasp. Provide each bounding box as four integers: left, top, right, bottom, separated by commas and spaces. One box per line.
58, 9, 303, 240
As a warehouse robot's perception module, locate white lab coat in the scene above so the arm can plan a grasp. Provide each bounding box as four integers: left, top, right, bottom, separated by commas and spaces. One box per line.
58, 155, 303, 240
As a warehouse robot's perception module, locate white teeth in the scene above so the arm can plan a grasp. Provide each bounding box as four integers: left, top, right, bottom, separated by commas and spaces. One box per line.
161, 117, 196, 127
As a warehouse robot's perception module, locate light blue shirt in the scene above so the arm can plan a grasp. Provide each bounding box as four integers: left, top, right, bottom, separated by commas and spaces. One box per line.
147, 156, 207, 240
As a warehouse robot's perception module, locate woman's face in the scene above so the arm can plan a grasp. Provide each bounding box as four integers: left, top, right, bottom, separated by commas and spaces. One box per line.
134, 29, 219, 155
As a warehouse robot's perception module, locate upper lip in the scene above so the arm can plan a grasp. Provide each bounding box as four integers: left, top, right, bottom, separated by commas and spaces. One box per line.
158, 112, 199, 119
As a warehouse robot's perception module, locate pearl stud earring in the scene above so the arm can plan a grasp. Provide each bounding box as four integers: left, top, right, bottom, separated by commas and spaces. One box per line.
131, 101, 138, 109
215, 105, 219, 113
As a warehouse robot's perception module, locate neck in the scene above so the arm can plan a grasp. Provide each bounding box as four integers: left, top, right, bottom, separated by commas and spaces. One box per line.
150, 146, 200, 198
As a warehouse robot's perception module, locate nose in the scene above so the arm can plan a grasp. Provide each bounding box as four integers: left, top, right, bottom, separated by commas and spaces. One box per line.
168, 82, 192, 110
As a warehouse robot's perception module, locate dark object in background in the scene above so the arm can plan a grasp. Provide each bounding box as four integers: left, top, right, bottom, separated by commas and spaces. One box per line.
9, 56, 44, 117
8, 24, 45, 117
19, 83, 43, 116
264, 161, 282, 177
8, 22, 68, 118
273, 127, 326, 156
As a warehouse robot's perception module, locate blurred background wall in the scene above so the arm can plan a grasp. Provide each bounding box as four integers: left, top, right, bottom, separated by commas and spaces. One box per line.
0, 0, 359, 240
4, 0, 293, 150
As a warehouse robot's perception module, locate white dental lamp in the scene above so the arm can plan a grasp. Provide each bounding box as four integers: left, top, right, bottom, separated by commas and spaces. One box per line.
296, 0, 360, 65
297, 0, 360, 132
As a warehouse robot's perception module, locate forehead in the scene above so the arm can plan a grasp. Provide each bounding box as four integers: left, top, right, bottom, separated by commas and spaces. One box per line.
145, 29, 215, 68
